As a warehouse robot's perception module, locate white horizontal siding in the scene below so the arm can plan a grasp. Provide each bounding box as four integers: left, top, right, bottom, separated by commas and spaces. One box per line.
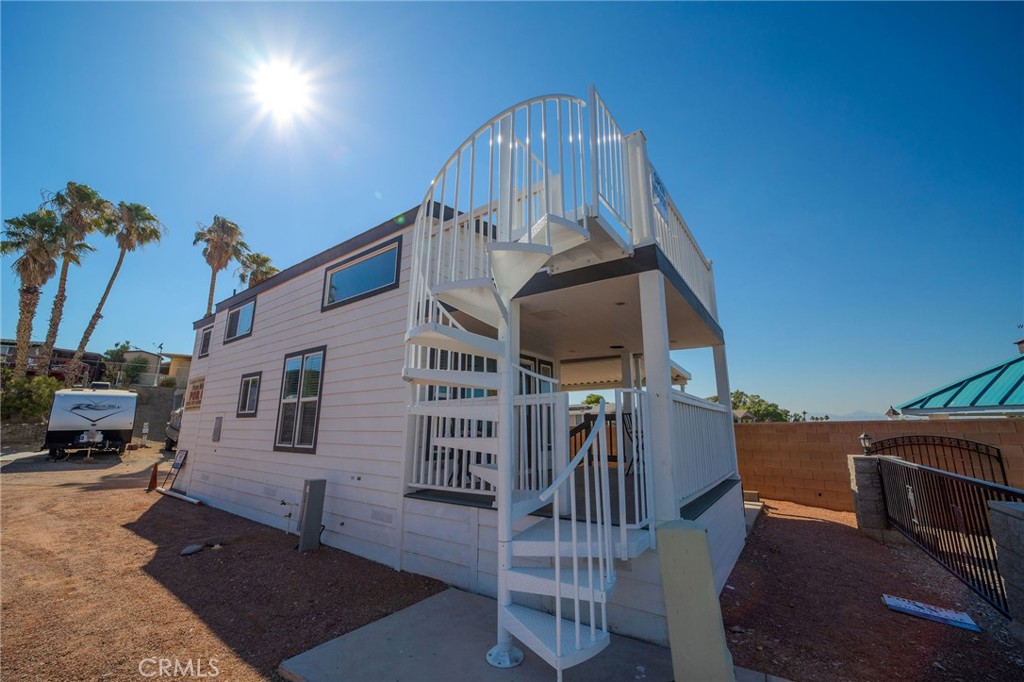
177, 229, 415, 569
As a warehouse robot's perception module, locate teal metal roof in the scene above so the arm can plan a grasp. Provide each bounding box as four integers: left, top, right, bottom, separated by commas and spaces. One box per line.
898, 355, 1024, 415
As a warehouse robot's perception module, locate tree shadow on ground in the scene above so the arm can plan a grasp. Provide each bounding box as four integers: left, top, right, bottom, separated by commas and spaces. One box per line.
121, 497, 445, 680
720, 500, 1023, 682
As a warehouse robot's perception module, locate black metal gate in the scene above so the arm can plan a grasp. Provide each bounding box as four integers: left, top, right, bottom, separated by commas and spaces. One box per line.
878, 456, 1024, 616
870, 435, 1008, 485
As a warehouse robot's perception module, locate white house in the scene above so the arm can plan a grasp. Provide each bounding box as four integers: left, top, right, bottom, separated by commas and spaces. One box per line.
175, 88, 745, 679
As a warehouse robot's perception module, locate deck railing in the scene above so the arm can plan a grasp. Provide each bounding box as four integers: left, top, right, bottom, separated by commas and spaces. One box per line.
644, 161, 717, 317
671, 390, 736, 503
590, 86, 632, 245
615, 388, 655, 553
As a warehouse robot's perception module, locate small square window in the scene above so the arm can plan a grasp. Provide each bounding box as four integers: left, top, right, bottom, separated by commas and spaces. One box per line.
322, 238, 401, 311
225, 300, 255, 343
237, 371, 261, 417
198, 327, 213, 358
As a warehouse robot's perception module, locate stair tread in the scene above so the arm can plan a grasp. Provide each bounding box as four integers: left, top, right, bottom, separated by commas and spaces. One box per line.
403, 368, 501, 391
512, 517, 652, 559
409, 402, 500, 420
517, 214, 590, 255
431, 278, 505, 327
506, 566, 611, 600
502, 604, 609, 667
432, 436, 499, 454
406, 323, 503, 358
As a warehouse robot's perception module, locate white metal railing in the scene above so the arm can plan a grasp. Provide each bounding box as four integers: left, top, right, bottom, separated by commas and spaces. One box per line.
539, 398, 613, 659
589, 86, 632, 245
614, 388, 654, 554
646, 161, 716, 317
407, 365, 567, 497
408, 95, 590, 337
670, 390, 737, 503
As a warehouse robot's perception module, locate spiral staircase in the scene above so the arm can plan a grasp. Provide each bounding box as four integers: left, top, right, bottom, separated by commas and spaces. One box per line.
403, 94, 623, 678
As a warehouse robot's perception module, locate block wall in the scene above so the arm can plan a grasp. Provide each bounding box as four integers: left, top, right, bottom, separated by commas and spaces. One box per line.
735, 419, 1024, 512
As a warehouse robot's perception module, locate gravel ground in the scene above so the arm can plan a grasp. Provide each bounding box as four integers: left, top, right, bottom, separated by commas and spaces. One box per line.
0, 448, 445, 682
721, 500, 1024, 682
4, 450, 1023, 682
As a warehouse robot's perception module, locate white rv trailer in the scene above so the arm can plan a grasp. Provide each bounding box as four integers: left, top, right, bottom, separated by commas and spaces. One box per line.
44, 387, 138, 456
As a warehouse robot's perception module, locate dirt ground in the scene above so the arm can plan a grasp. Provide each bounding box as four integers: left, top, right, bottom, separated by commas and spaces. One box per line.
3, 451, 1023, 682
721, 500, 1024, 682
0, 448, 445, 682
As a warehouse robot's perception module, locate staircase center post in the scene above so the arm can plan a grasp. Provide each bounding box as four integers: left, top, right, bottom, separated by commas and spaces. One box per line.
487, 301, 524, 669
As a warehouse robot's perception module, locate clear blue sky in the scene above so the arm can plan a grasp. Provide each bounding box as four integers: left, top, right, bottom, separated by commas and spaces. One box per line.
3, 2, 1021, 416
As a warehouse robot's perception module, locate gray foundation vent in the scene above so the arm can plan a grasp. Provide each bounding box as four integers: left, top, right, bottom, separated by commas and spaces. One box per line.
297, 478, 327, 552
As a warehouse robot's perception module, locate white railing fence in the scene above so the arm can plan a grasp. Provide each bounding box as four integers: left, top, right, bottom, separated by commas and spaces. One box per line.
671, 390, 737, 503
539, 398, 614, 659
589, 86, 632, 244
614, 388, 655, 554
645, 161, 716, 317
408, 364, 568, 498
408, 95, 590, 336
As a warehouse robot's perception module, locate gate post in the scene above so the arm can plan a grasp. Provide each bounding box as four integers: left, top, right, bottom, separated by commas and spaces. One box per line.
848, 455, 903, 545
988, 501, 1024, 644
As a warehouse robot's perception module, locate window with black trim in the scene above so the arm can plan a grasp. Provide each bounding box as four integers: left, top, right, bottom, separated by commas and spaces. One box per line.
198, 327, 213, 358
322, 237, 401, 310
274, 346, 325, 452
237, 371, 261, 418
225, 300, 255, 342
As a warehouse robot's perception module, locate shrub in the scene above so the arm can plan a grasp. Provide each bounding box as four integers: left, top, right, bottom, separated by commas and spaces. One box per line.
158, 377, 177, 388
1, 374, 61, 422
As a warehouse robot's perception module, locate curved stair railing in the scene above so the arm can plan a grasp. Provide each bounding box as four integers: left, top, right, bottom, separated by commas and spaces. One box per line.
404, 92, 621, 679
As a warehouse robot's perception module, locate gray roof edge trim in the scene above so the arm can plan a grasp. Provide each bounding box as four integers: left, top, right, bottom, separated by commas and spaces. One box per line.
190, 204, 420, 327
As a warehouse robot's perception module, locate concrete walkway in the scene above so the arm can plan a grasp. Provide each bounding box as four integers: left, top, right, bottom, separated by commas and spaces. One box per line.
279, 588, 786, 682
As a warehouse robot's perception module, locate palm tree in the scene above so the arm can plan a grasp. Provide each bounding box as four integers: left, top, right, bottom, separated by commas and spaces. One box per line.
1, 210, 61, 377
66, 203, 166, 383
194, 215, 249, 316
236, 251, 279, 289
38, 182, 111, 369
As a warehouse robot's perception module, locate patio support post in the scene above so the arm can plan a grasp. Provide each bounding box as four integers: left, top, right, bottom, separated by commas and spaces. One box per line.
639, 270, 678, 525
713, 344, 739, 473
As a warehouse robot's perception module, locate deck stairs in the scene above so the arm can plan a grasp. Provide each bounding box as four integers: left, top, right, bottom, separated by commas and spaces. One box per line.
404, 92, 660, 680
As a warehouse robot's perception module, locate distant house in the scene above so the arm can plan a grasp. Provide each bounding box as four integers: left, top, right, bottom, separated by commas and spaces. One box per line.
0, 338, 104, 384
733, 409, 755, 423
163, 353, 192, 387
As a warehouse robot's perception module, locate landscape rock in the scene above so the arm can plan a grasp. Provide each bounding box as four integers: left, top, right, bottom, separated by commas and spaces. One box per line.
180, 544, 204, 556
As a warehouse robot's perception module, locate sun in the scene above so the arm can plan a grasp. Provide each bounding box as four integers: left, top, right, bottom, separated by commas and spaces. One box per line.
250, 59, 312, 124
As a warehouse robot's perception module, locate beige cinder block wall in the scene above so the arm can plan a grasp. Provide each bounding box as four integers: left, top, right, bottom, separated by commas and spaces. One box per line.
735, 419, 1024, 512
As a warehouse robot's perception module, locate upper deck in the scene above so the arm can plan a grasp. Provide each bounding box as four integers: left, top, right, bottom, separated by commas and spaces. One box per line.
411, 87, 718, 335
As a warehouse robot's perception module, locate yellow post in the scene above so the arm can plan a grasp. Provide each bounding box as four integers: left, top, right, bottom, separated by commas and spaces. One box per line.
657, 520, 736, 681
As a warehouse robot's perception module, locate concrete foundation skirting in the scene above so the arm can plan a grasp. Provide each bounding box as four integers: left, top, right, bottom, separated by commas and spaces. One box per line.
988, 501, 1024, 644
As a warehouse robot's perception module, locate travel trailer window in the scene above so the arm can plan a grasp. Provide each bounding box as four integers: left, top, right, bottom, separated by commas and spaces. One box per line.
198, 327, 213, 358
225, 300, 255, 343
237, 371, 261, 417
275, 346, 326, 452
322, 237, 401, 310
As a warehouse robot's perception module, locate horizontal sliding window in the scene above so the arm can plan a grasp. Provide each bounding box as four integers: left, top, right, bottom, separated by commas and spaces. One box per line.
275, 346, 325, 452
322, 237, 401, 310
225, 300, 255, 342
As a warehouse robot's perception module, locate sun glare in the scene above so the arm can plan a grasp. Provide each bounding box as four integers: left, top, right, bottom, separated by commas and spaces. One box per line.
251, 59, 312, 124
